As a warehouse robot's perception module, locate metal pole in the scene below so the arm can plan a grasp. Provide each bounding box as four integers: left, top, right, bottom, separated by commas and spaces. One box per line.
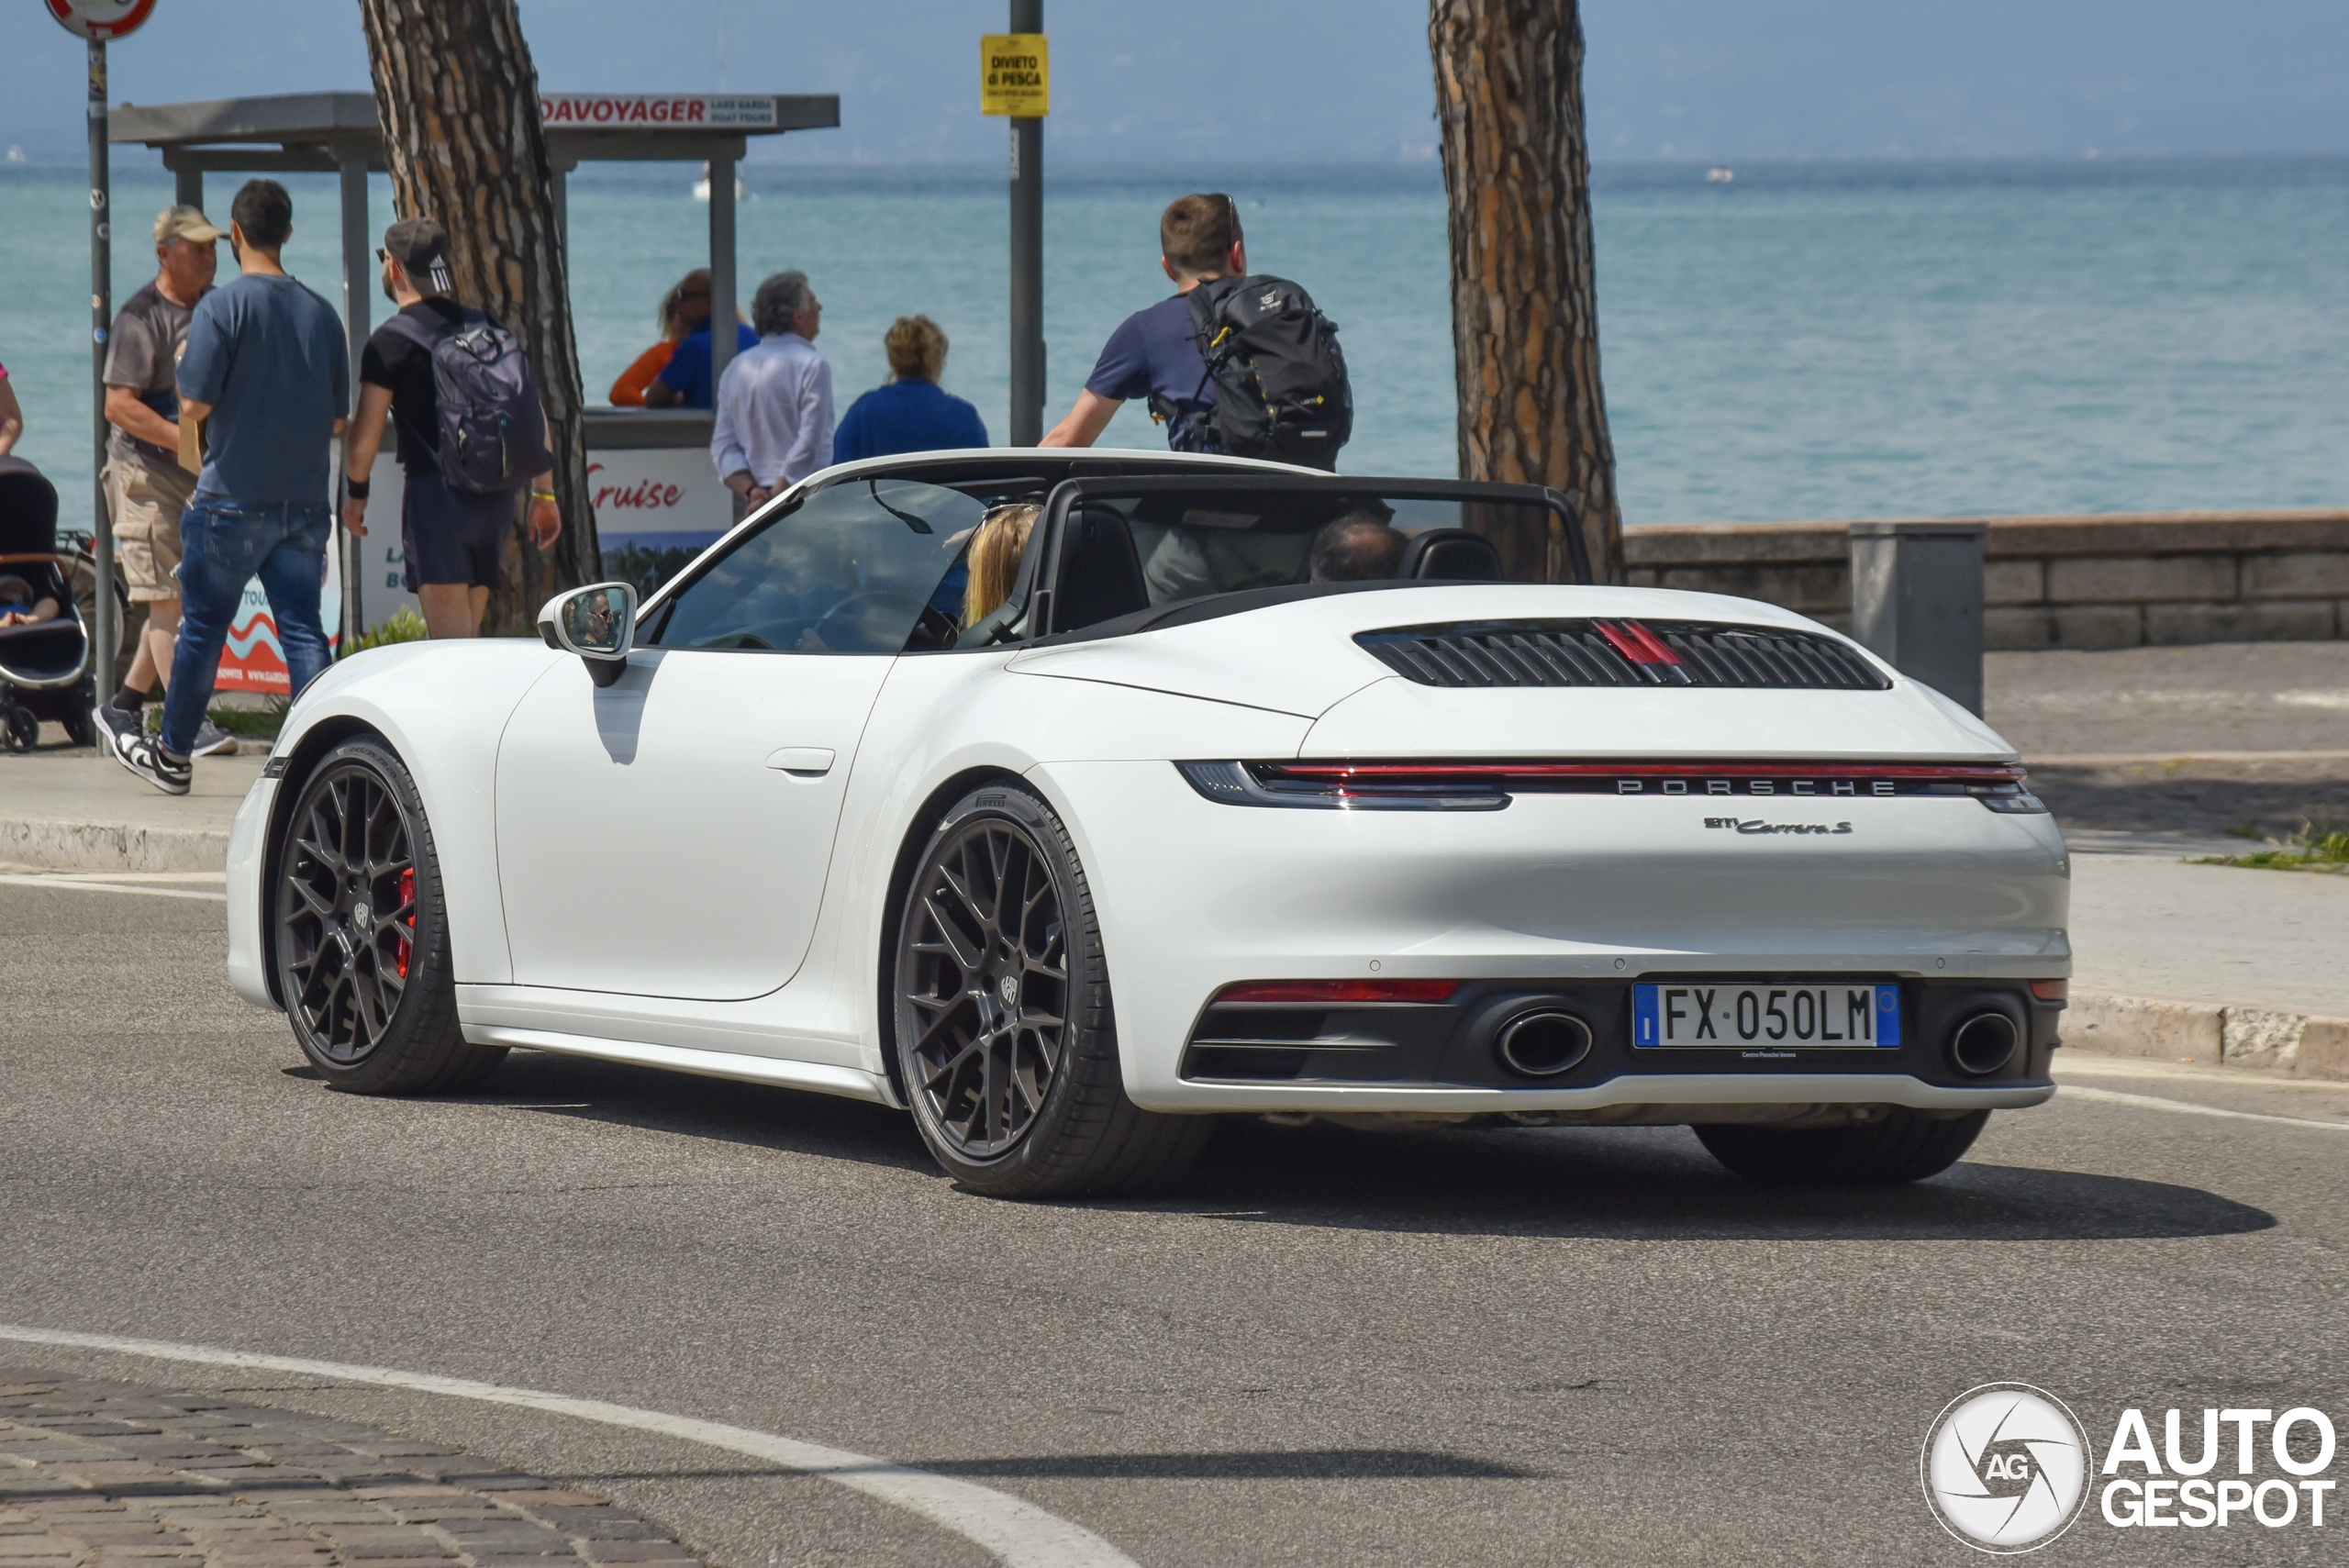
338, 151, 370, 640
707, 153, 737, 393
172, 160, 202, 214
1008, 0, 1043, 445
88, 37, 115, 734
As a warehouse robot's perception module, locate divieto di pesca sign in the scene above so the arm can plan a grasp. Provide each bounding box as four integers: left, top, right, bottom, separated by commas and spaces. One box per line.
539, 95, 780, 128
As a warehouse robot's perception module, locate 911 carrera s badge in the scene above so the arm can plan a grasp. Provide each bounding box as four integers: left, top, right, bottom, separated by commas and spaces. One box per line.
1705, 817, 1854, 835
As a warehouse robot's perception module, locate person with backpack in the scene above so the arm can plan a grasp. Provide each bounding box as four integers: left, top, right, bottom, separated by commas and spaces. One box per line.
342, 217, 560, 639
1041, 193, 1352, 470
109, 180, 349, 795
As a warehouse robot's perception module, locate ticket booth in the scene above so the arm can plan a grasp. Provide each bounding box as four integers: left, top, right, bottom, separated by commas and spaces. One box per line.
110, 89, 838, 680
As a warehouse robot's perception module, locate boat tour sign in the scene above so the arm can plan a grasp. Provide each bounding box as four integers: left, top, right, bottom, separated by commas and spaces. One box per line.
979, 34, 1049, 117
539, 94, 782, 129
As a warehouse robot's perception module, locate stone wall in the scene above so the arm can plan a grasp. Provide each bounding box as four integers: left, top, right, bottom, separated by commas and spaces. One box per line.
1620, 509, 2349, 650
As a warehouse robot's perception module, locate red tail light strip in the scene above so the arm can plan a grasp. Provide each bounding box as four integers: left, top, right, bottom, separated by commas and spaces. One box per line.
1214, 980, 1461, 1005
1271, 761, 2025, 784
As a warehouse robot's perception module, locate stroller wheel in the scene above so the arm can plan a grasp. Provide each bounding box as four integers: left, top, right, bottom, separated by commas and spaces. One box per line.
2, 703, 38, 753
62, 704, 96, 748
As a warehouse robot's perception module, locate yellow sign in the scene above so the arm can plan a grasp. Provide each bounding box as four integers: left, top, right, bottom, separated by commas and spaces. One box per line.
980, 33, 1049, 117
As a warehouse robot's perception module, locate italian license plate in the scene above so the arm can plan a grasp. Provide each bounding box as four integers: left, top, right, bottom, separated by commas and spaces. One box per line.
1632, 982, 1900, 1050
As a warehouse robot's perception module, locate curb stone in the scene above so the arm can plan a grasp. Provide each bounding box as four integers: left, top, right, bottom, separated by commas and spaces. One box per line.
2067, 989, 2349, 1080
0, 819, 228, 874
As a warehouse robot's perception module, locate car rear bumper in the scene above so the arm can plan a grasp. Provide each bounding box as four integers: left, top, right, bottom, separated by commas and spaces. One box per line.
1030, 760, 2070, 1113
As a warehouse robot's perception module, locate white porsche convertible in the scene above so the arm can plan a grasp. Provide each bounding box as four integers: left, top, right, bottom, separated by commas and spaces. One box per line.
226, 450, 2069, 1197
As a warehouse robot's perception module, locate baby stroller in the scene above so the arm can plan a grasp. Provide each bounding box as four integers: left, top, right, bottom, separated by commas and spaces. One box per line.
0, 456, 96, 751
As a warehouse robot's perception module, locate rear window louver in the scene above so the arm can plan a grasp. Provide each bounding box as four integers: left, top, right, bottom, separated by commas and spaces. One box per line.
1355, 618, 1890, 691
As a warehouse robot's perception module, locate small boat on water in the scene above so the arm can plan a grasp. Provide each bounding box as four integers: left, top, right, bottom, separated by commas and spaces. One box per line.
1706, 166, 1734, 184
692, 162, 748, 202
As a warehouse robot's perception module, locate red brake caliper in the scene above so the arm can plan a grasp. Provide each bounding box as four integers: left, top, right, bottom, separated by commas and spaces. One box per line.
395, 867, 415, 979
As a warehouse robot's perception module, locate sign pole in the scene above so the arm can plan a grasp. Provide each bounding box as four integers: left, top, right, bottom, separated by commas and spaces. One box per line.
1004, 1, 1044, 445
87, 34, 115, 731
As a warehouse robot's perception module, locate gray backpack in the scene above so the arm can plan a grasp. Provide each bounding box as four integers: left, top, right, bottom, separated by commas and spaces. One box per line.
386, 308, 546, 494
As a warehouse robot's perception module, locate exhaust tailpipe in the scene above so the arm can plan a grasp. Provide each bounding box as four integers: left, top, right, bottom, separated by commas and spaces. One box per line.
1950, 1011, 2020, 1076
1496, 1010, 1594, 1077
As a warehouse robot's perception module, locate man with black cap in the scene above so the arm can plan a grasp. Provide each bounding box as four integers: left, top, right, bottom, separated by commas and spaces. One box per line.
342, 217, 560, 639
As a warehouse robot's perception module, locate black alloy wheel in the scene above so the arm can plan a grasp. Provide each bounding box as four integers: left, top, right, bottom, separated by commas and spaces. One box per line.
893, 783, 1213, 1197
1694, 1107, 1989, 1185
274, 738, 502, 1095
900, 812, 1071, 1160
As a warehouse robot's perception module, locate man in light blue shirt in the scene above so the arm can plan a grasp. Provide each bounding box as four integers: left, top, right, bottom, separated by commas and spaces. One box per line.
712, 271, 835, 507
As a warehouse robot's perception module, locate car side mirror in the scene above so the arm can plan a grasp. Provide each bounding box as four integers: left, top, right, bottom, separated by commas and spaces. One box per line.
537, 582, 637, 688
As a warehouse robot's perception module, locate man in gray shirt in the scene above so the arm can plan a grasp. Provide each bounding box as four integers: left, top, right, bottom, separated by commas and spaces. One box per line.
92, 205, 237, 757
108, 179, 349, 795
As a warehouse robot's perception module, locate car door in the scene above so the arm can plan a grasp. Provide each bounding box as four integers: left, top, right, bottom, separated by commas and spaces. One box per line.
493, 477, 984, 1001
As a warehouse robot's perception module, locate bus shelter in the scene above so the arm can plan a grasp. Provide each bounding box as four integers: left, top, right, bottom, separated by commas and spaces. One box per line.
109, 89, 837, 683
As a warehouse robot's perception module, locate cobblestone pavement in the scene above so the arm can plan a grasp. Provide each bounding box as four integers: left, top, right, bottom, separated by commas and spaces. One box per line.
0, 1373, 700, 1568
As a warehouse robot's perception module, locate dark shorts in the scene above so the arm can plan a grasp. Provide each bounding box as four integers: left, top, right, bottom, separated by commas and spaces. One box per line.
401, 468, 515, 593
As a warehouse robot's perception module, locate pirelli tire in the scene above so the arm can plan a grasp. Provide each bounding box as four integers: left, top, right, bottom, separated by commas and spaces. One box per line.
273, 737, 506, 1095
893, 782, 1213, 1199
1694, 1108, 1989, 1185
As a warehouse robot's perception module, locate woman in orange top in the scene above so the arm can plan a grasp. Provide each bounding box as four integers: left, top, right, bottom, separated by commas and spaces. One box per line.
607, 270, 713, 406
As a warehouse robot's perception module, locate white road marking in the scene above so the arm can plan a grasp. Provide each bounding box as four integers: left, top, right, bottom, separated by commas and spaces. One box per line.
0, 1325, 1137, 1568
2059, 1083, 2349, 1132
0, 873, 226, 902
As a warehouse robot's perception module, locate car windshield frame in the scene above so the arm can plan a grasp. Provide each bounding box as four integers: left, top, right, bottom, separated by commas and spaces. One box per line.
1021, 473, 1589, 641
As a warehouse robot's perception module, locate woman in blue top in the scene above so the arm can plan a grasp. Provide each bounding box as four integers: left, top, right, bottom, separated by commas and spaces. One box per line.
834, 316, 989, 462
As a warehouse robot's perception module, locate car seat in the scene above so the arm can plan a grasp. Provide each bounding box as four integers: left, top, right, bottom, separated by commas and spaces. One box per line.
1400, 528, 1504, 581
1052, 504, 1151, 631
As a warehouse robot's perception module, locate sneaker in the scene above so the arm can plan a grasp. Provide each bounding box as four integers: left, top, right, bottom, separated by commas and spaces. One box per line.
109, 728, 192, 795
188, 721, 238, 758
91, 699, 142, 751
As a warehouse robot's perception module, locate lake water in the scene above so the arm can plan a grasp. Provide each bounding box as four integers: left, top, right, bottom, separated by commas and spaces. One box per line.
2, 155, 2344, 536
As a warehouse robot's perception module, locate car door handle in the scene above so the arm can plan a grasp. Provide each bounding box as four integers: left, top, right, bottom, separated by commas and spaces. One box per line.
764, 747, 835, 776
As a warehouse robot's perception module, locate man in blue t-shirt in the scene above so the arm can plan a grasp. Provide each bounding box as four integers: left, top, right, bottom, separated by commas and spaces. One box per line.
647, 312, 761, 409
1041, 193, 1244, 451
834, 315, 989, 462
110, 179, 349, 795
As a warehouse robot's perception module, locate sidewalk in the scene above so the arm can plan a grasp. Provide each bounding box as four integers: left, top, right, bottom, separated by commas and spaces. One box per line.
0, 751, 261, 872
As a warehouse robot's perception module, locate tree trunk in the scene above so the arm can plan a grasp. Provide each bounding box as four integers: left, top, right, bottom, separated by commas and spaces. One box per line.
356, 0, 597, 631
1429, 0, 1622, 584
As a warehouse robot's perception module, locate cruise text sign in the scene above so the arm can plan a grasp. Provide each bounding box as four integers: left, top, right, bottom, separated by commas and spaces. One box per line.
539, 95, 781, 129
979, 34, 1050, 117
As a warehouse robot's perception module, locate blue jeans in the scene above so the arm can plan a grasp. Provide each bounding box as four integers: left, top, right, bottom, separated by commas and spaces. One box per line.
164, 496, 333, 757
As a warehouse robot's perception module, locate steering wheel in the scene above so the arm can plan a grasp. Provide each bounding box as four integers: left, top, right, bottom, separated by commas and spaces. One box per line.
809, 590, 930, 651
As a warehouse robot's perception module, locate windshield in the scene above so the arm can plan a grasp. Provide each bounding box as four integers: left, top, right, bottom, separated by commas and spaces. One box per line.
647, 479, 988, 653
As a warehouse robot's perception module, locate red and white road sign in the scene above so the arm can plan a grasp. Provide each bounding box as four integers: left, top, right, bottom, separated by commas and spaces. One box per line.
45, 0, 157, 40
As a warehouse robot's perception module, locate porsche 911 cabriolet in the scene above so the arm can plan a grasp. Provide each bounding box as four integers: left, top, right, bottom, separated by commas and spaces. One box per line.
226, 450, 2069, 1196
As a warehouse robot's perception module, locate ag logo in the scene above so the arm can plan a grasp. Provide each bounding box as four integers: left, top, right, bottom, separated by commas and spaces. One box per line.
1921, 1384, 2091, 1552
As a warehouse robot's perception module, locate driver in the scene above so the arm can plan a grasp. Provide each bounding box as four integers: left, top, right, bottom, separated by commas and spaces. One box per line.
963, 504, 1039, 626
1308, 509, 1406, 582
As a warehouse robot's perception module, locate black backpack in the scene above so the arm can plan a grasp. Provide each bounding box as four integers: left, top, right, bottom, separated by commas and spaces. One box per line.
1175, 274, 1352, 470
385, 307, 547, 495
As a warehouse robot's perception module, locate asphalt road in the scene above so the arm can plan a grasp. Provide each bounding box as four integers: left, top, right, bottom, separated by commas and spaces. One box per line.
6, 879, 2346, 1566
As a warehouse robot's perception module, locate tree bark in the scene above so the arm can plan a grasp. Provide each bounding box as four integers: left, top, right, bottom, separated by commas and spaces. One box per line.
356, 0, 596, 630
1429, 0, 1622, 583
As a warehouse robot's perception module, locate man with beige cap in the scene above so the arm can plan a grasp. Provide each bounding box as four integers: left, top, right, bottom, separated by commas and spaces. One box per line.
91, 205, 237, 756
